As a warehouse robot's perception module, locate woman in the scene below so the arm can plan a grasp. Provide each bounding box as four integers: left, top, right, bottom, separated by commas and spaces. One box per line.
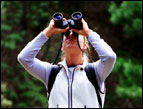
17, 18, 116, 108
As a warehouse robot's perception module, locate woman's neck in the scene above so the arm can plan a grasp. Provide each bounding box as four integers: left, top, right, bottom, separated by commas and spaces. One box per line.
65, 52, 83, 66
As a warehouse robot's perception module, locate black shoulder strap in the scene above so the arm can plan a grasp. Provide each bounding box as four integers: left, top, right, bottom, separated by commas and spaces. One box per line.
85, 63, 103, 108
47, 65, 61, 95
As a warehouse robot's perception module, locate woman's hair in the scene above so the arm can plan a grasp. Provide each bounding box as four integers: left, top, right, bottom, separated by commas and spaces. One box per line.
83, 36, 91, 62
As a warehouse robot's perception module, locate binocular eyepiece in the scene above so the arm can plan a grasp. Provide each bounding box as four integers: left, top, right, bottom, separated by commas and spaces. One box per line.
52, 12, 83, 37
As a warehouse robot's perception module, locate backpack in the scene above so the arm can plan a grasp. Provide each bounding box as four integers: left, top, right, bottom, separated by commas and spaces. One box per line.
47, 63, 104, 108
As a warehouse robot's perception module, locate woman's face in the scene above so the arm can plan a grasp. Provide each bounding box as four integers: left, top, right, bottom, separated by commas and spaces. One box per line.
62, 31, 86, 55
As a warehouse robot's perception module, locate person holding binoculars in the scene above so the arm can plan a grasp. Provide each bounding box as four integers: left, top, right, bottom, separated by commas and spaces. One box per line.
17, 12, 116, 108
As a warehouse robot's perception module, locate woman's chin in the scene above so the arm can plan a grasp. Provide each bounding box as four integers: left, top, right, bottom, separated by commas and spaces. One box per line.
66, 44, 78, 49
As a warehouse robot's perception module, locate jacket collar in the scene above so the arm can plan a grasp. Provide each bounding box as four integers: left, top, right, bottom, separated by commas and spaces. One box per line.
58, 58, 88, 72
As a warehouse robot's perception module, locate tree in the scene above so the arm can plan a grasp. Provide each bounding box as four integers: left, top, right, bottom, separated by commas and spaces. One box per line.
108, 1, 142, 37
1, 1, 59, 108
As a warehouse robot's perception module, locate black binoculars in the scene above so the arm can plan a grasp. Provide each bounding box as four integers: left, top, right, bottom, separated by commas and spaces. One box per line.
52, 12, 83, 37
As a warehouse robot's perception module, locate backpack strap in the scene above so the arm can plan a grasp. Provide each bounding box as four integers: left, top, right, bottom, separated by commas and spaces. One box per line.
85, 63, 104, 108
47, 65, 62, 95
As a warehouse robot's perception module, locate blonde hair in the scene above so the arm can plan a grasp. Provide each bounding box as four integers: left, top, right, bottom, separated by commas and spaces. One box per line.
83, 36, 91, 62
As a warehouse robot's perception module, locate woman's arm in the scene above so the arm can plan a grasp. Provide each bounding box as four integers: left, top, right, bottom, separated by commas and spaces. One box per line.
17, 19, 69, 86
17, 32, 53, 86
88, 32, 116, 84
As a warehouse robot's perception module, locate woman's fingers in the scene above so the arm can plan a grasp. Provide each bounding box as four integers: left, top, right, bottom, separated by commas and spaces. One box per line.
63, 27, 69, 32
71, 28, 79, 33
56, 27, 69, 33
63, 18, 67, 21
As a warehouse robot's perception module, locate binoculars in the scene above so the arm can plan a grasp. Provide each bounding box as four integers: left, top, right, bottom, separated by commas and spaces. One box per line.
52, 12, 83, 37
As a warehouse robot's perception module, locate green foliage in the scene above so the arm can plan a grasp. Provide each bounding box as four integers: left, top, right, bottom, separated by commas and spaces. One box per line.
112, 57, 142, 101
1, 61, 9, 69
108, 1, 142, 37
1, 24, 12, 31
1, 1, 59, 108
2, 33, 23, 50
1, 82, 13, 107
1, 2, 23, 50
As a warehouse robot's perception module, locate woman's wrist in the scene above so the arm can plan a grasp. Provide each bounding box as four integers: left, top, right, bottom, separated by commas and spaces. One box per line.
85, 29, 93, 37
43, 27, 54, 38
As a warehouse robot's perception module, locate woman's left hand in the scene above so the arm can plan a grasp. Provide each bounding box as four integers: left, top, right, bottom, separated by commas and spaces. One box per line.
71, 18, 93, 37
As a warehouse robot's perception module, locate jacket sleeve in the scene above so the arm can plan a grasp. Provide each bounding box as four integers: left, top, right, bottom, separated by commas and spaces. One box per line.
17, 32, 53, 86
88, 32, 116, 86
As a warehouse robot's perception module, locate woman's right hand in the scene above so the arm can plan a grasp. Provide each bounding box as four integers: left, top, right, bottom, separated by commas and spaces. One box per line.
43, 19, 69, 38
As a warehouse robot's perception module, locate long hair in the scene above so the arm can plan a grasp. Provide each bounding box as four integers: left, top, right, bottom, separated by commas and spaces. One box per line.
83, 36, 92, 62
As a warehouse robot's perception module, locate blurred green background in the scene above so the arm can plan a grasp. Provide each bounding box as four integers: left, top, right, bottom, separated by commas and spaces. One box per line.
1, 1, 142, 108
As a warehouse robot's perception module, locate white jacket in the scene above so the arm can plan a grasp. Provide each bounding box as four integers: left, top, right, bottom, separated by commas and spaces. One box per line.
48, 59, 106, 108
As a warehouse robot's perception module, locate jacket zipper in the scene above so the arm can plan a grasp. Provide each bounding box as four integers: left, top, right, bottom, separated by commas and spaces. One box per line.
70, 67, 77, 108
70, 67, 76, 108
63, 67, 70, 108
69, 81, 72, 108
64, 66, 77, 108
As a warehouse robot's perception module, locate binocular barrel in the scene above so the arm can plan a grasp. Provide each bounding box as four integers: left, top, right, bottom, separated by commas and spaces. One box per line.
71, 12, 82, 30
71, 12, 82, 21
52, 12, 67, 29
52, 12, 82, 30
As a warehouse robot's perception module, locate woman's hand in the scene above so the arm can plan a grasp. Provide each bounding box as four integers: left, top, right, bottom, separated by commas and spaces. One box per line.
71, 18, 93, 37
43, 18, 69, 38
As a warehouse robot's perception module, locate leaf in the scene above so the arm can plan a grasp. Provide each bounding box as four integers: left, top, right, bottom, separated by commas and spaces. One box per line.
1, 24, 12, 31
16, 102, 28, 108
1, 82, 6, 93
1, 61, 8, 69
8, 89, 18, 99
7, 33, 23, 42
1, 98, 13, 107
5, 40, 16, 50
